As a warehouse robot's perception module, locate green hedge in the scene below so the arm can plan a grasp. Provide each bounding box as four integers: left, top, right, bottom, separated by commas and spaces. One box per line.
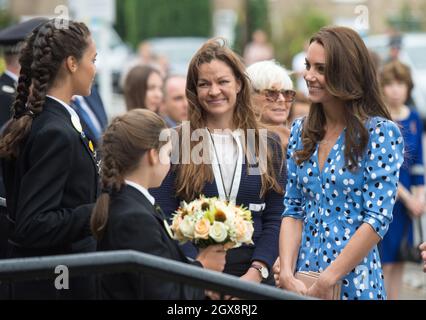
115, 0, 212, 49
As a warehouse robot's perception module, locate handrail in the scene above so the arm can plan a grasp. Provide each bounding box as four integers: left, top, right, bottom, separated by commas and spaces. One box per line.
0, 250, 309, 300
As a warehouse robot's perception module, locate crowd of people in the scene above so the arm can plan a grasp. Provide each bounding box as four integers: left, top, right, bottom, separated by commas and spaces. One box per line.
0, 18, 425, 300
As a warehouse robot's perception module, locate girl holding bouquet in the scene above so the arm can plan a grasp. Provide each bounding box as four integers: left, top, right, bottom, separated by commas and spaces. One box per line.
91, 109, 226, 300
151, 38, 286, 286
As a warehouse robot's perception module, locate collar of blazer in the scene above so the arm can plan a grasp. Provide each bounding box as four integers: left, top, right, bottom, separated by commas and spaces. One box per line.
43, 97, 100, 173
123, 185, 174, 239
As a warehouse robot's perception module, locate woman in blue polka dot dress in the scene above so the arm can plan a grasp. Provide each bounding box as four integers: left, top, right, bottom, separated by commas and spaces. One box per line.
278, 26, 405, 300
378, 61, 425, 300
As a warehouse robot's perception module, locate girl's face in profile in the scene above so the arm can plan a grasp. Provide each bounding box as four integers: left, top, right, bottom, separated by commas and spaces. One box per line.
145, 72, 164, 113
304, 41, 334, 105
152, 140, 172, 188
73, 36, 97, 97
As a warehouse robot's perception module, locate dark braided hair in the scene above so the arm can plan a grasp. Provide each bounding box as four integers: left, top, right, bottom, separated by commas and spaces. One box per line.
91, 109, 168, 240
0, 19, 91, 159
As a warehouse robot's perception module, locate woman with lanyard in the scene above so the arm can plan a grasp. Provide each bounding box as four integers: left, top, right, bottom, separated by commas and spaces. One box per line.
0, 19, 98, 299
151, 38, 286, 287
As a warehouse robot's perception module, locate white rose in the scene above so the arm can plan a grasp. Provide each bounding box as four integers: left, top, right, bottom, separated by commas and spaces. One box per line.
179, 215, 195, 239
209, 221, 228, 243
242, 221, 254, 244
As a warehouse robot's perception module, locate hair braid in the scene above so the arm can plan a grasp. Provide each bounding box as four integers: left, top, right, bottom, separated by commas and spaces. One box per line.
90, 109, 168, 239
0, 19, 91, 159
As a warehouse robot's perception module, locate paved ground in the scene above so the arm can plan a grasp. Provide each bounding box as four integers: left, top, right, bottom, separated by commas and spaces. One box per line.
400, 262, 426, 300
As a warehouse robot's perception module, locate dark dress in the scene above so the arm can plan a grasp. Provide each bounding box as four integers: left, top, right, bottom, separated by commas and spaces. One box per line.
97, 184, 205, 300
1, 96, 99, 299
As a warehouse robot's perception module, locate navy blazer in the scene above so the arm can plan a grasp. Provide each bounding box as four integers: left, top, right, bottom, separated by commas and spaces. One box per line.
97, 185, 205, 300
150, 136, 286, 270
2, 97, 99, 257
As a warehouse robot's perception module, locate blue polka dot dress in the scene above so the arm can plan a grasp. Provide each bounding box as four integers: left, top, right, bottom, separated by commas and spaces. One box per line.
283, 117, 404, 300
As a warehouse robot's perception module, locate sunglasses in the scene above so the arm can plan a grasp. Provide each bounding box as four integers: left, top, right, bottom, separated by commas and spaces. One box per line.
255, 89, 296, 102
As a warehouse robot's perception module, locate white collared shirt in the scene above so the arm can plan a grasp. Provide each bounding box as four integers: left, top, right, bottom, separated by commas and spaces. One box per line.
208, 129, 243, 203
46, 95, 81, 123
125, 180, 155, 206
4, 70, 18, 83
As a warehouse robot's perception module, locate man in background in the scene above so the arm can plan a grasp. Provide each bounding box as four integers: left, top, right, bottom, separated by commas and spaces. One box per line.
162, 75, 188, 128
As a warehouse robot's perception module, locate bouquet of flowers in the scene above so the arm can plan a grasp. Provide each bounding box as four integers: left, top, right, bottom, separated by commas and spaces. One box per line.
170, 195, 254, 250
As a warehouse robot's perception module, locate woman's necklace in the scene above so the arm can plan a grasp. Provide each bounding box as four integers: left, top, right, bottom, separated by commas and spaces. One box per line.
207, 129, 239, 202
319, 126, 344, 145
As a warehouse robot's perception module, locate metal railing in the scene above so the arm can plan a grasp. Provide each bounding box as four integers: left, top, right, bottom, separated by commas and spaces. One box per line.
0, 250, 308, 300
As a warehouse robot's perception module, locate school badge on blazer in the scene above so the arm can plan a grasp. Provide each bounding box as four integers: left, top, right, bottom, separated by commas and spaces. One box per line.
163, 219, 174, 240
71, 114, 83, 133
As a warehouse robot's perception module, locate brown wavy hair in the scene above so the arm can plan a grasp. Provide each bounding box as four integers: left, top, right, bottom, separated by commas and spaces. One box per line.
91, 109, 168, 239
0, 19, 91, 159
175, 38, 283, 201
294, 26, 391, 170
380, 60, 414, 103
123, 64, 162, 111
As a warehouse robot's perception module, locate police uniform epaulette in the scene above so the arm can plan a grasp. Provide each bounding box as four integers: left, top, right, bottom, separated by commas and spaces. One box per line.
1, 84, 15, 94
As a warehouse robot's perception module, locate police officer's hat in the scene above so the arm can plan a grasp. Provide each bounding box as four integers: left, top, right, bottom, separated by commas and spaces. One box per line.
0, 18, 48, 55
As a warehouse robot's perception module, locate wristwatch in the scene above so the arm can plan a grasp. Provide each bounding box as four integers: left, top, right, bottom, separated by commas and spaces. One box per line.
250, 263, 269, 280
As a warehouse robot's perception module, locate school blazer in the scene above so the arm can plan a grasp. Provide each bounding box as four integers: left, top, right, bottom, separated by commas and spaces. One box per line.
97, 185, 205, 300
2, 97, 99, 257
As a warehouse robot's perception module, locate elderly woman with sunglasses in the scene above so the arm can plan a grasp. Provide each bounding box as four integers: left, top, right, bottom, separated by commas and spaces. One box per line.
247, 60, 295, 148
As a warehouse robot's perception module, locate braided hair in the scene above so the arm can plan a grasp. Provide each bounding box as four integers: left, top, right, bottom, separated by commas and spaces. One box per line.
0, 19, 91, 159
90, 109, 168, 239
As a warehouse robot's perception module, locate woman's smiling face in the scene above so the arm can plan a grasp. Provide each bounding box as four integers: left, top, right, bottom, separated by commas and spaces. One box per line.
304, 41, 334, 105
196, 59, 241, 121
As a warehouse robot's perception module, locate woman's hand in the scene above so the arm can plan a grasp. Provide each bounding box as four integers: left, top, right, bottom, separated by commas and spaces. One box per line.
279, 272, 308, 296
240, 267, 262, 283
305, 274, 335, 300
405, 195, 425, 218
196, 244, 226, 272
272, 258, 280, 287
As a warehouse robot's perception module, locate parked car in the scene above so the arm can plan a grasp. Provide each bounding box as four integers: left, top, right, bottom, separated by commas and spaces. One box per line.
363, 33, 426, 126
148, 37, 208, 76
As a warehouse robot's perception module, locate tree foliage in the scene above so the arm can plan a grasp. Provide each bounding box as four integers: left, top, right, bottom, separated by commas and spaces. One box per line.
115, 0, 212, 49
275, 8, 330, 67
233, 0, 270, 55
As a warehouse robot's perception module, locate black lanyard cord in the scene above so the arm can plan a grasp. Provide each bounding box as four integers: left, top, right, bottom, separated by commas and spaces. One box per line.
207, 129, 239, 202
